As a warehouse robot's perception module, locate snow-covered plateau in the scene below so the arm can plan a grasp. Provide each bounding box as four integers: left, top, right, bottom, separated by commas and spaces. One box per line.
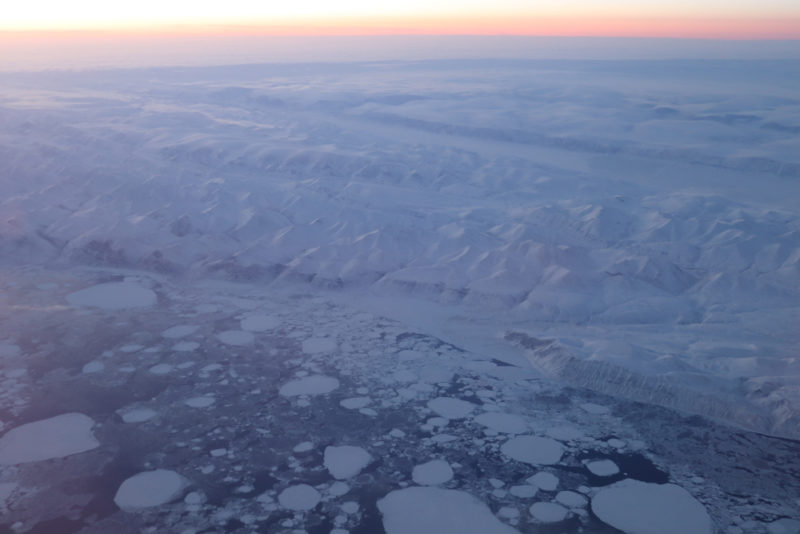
1, 58, 799, 533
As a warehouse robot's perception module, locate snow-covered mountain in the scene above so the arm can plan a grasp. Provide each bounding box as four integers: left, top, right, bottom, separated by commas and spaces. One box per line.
2, 60, 799, 441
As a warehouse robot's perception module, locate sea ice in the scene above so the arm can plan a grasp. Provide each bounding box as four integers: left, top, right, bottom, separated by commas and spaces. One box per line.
328, 481, 350, 497
293, 441, 314, 453
529, 502, 568, 522
509, 485, 538, 498
279, 375, 340, 397
377, 487, 520, 534
82, 361, 104, 373
173, 341, 200, 352
148, 363, 173, 375
0, 413, 99, 465
118, 407, 157, 423
114, 469, 187, 509
546, 426, 584, 441
161, 325, 199, 338
278, 484, 321, 511
412, 459, 454, 485
302, 338, 338, 354
555, 490, 588, 508
66, 282, 156, 310
474, 412, 527, 434
340, 397, 371, 409
586, 459, 620, 476
185, 396, 215, 408
591, 479, 713, 534
427, 397, 476, 419
240, 315, 280, 332
324, 445, 371, 479
527, 472, 559, 491
217, 330, 254, 346
501, 436, 564, 465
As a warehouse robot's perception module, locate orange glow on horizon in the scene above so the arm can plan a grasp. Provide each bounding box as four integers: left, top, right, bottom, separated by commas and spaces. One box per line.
1, 15, 800, 40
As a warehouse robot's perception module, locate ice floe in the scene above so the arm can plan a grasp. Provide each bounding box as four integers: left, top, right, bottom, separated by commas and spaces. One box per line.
527, 472, 559, 491
0, 413, 99, 465
427, 397, 476, 419
117, 406, 158, 423
586, 459, 620, 476
412, 459, 453, 486
529, 501, 568, 522
278, 484, 321, 511
114, 469, 187, 509
501, 436, 564, 465
591, 479, 713, 534
173, 341, 200, 352
240, 315, 280, 332
161, 325, 199, 338
66, 282, 156, 310
378, 487, 520, 534
474, 412, 527, 434
302, 338, 338, 354
185, 396, 215, 408
556, 490, 588, 508
216, 330, 254, 346
324, 445, 371, 479
279, 375, 340, 397
82, 361, 104, 373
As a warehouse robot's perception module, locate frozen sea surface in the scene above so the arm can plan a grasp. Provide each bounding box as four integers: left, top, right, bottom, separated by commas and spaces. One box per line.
0, 267, 798, 533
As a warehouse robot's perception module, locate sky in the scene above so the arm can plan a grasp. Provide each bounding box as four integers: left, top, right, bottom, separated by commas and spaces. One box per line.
3, 0, 800, 39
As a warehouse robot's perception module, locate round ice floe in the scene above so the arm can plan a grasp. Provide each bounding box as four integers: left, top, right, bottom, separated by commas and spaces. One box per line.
114, 469, 187, 509
173, 341, 200, 352
428, 397, 476, 419
509, 485, 538, 498
279, 375, 340, 397
161, 325, 199, 339
501, 436, 563, 465
586, 459, 620, 477
474, 412, 527, 434
592, 479, 712, 534
546, 426, 584, 441
185, 396, 215, 408
293, 441, 314, 453
67, 283, 156, 310
412, 459, 453, 486
529, 502, 568, 523
342, 501, 359, 514
118, 407, 157, 423
217, 330, 254, 346
0, 413, 99, 465
378, 487, 520, 534
340, 397, 371, 410
527, 472, 559, 491
328, 481, 350, 497
302, 338, 337, 354
556, 491, 588, 508
240, 315, 280, 332
82, 361, 104, 373
324, 446, 371, 479
148, 363, 173, 375
278, 484, 321, 511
